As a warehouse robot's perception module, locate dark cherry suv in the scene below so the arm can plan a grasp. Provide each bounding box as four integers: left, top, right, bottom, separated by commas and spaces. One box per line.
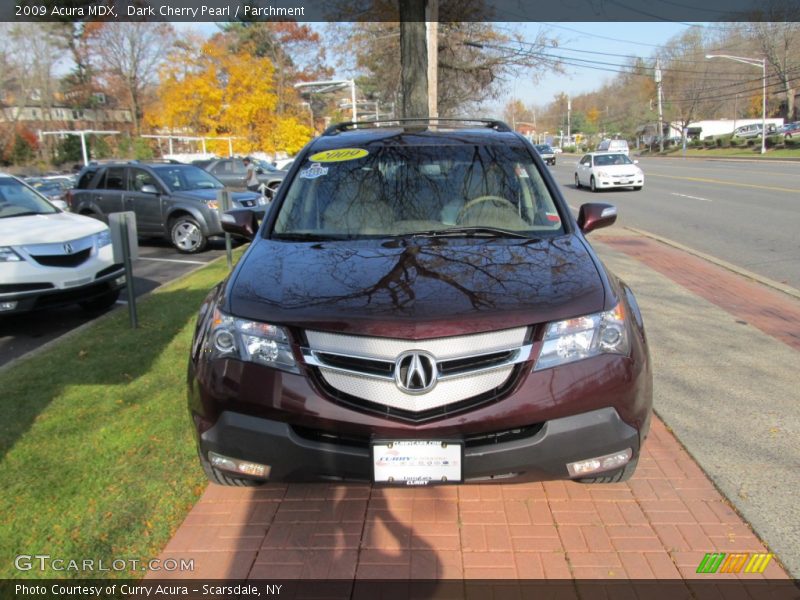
188, 119, 652, 486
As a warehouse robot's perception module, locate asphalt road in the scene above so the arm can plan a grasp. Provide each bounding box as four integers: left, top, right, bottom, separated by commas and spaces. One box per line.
551, 156, 800, 289
0, 239, 231, 368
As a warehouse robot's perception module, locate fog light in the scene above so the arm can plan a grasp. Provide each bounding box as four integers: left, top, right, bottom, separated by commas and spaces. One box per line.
209, 452, 270, 478
0, 301, 18, 312
566, 448, 632, 477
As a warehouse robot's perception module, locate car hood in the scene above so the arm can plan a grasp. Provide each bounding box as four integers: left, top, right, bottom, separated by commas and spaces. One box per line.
1, 211, 106, 246
174, 189, 261, 203
229, 236, 606, 338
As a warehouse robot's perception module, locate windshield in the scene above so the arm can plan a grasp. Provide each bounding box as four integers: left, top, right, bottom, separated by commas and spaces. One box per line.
535, 145, 553, 153
0, 177, 59, 218
152, 165, 224, 192
273, 144, 565, 240
593, 154, 633, 166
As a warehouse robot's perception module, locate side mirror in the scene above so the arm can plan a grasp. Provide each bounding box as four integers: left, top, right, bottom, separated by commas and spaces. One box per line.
577, 203, 617, 234
256, 167, 264, 175
221, 208, 261, 240
140, 184, 158, 194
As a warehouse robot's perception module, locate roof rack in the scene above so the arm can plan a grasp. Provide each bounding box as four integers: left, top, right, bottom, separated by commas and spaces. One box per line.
322, 118, 513, 136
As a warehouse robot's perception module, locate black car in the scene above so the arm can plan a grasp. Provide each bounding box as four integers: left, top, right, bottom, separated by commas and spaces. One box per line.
193, 157, 287, 195
187, 118, 652, 487
68, 162, 266, 253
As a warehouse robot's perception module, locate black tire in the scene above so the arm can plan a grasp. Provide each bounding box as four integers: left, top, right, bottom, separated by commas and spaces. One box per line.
199, 451, 264, 487
577, 457, 639, 484
574, 174, 581, 188
170, 215, 207, 254
590, 176, 598, 193
633, 186, 643, 191
79, 289, 120, 312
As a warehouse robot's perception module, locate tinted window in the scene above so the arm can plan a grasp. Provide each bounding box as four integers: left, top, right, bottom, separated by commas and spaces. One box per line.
152, 165, 224, 192
77, 168, 99, 189
102, 167, 126, 190
274, 144, 564, 239
593, 154, 632, 166
129, 168, 159, 192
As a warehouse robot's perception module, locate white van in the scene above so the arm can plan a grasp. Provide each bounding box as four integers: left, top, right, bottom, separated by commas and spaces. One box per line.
597, 139, 629, 155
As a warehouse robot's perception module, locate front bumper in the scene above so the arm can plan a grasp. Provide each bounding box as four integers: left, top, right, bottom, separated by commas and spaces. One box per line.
197, 406, 640, 483
0, 264, 125, 314
597, 176, 644, 189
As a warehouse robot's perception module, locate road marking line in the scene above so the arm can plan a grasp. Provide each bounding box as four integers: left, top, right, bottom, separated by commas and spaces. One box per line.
138, 257, 208, 265
648, 173, 798, 194
671, 192, 712, 202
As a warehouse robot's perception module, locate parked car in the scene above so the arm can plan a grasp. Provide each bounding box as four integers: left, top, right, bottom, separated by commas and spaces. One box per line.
779, 122, 799, 139
273, 157, 295, 170
596, 139, 630, 155
194, 157, 287, 195
187, 119, 653, 487
575, 152, 644, 192
0, 173, 125, 315
534, 144, 556, 165
69, 162, 266, 253
732, 123, 778, 139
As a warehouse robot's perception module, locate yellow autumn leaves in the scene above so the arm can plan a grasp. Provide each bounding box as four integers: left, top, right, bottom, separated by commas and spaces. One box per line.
146, 40, 313, 156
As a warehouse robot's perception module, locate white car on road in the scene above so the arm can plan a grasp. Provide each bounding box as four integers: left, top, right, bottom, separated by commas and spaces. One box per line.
575, 152, 644, 192
0, 174, 126, 315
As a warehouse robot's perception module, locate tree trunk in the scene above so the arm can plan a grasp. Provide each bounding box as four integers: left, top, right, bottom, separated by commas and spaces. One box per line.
399, 0, 428, 119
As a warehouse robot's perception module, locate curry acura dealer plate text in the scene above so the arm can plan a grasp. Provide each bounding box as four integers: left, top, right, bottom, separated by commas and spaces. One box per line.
372, 440, 463, 485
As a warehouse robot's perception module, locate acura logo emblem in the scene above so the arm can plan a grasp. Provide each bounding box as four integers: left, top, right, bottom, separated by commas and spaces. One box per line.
395, 351, 438, 394
63, 242, 74, 254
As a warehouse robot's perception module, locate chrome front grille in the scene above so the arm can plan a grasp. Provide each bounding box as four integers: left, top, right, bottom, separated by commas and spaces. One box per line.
303, 327, 530, 414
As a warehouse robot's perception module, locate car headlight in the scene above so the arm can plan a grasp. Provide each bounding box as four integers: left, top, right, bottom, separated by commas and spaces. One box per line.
0, 247, 24, 262
207, 309, 298, 373
533, 303, 630, 371
94, 230, 112, 248
207, 200, 219, 210
596, 170, 609, 178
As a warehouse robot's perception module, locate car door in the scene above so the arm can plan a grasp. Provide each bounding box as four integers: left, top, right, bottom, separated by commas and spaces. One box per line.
93, 166, 126, 218
211, 159, 247, 190
123, 167, 164, 235
578, 155, 591, 185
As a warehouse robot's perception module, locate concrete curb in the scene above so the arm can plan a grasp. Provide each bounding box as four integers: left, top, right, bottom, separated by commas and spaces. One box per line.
0, 257, 227, 376
622, 226, 800, 301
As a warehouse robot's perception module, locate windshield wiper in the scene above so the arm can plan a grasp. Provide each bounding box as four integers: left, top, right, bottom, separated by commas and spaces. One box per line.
409, 226, 532, 239
272, 233, 343, 241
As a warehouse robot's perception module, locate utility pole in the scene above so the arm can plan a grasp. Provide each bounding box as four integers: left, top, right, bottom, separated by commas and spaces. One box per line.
426, 0, 438, 119
399, 0, 428, 119
656, 59, 664, 153
566, 95, 571, 146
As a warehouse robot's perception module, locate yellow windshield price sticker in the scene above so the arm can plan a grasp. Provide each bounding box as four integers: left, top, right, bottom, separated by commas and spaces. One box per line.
308, 148, 369, 163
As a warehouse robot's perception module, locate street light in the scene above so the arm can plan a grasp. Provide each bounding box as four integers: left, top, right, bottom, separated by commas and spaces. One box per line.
706, 54, 766, 154
294, 80, 357, 122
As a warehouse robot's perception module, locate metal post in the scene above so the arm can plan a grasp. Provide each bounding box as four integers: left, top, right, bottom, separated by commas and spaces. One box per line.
79, 132, 89, 165
656, 59, 664, 154
120, 213, 138, 329
228, 137, 233, 157
350, 80, 357, 122
761, 59, 766, 155
218, 190, 233, 270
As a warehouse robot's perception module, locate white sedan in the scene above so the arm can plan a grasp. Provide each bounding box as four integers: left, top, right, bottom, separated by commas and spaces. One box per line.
574, 152, 644, 192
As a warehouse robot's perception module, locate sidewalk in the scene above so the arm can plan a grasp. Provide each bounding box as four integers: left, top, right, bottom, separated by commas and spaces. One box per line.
150, 230, 799, 582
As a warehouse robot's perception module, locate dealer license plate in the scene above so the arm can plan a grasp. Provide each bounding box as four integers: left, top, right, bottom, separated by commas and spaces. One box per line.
372, 440, 462, 485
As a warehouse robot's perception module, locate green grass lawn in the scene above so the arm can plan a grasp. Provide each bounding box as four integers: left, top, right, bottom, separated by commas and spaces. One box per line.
0, 255, 237, 579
